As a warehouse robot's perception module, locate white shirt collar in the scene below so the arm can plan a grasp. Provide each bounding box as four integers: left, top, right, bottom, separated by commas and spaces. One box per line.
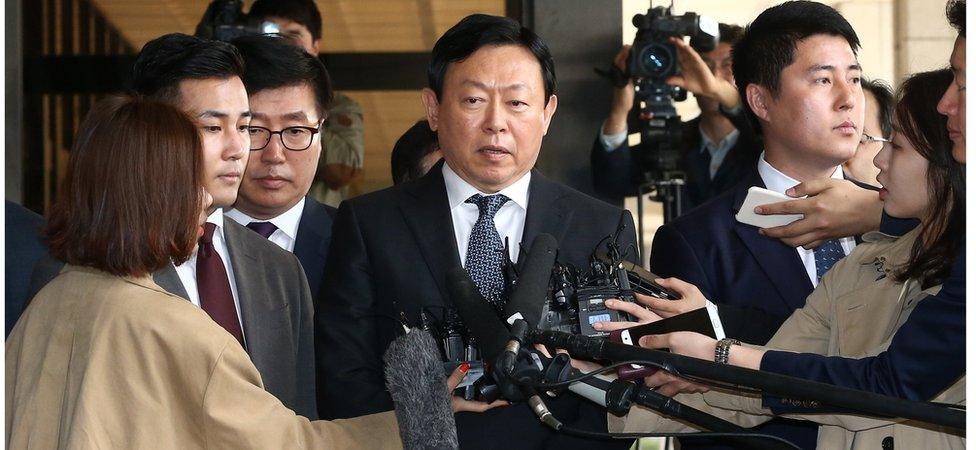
207, 208, 225, 235
757, 151, 844, 195
442, 163, 531, 211
224, 197, 305, 242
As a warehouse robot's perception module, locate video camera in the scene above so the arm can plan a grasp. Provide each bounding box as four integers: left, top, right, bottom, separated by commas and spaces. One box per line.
195, 0, 280, 42
628, 3, 718, 178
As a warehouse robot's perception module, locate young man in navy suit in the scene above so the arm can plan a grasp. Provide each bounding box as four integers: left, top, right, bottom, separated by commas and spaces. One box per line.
614, 3, 867, 449
225, 36, 337, 299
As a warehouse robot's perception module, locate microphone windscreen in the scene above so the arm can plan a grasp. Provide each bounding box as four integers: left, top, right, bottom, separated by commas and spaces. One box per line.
383, 329, 459, 450
446, 266, 509, 362
504, 233, 558, 328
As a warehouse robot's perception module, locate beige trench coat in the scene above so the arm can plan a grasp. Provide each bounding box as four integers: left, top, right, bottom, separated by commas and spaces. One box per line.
6, 265, 402, 449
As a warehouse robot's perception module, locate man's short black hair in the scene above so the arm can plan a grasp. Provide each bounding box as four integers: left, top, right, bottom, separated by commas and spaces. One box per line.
947, 0, 966, 37
391, 120, 440, 185
863, 77, 894, 139
732, 1, 861, 130
231, 35, 333, 118
249, 0, 323, 42
719, 23, 744, 45
131, 33, 245, 102
428, 14, 556, 105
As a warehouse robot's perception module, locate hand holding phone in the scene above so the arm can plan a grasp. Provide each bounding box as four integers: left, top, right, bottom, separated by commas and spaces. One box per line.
735, 186, 803, 228
607, 308, 715, 380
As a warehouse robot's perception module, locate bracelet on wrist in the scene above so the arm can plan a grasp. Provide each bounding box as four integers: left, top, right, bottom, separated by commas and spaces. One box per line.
714, 338, 741, 365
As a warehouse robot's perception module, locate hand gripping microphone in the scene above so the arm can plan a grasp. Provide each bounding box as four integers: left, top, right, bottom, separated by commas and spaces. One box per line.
383, 328, 459, 450
446, 267, 561, 424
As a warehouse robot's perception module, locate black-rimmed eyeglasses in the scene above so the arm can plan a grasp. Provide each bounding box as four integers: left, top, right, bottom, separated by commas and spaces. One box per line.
248, 125, 321, 151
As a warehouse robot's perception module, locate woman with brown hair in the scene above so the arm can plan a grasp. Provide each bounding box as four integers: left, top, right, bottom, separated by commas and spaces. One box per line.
607, 69, 965, 449
5, 95, 401, 448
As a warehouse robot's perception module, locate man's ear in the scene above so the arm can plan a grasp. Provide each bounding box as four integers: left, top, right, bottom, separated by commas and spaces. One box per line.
311, 39, 322, 55
541, 95, 558, 136
745, 84, 771, 123
421, 88, 441, 131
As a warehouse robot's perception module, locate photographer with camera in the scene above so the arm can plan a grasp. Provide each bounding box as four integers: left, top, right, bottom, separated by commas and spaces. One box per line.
592, 23, 761, 211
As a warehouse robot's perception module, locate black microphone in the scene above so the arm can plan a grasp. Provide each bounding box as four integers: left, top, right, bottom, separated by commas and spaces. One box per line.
383, 328, 459, 450
445, 267, 509, 362
503, 233, 558, 327
446, 267, 541, 403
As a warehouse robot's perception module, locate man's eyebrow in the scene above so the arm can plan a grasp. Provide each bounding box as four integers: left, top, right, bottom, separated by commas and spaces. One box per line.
197, 110, 251, 119
198, 110, 228, 119
282, 110, 311, 121
461, 80, 530, 91
807, 63, 862, 73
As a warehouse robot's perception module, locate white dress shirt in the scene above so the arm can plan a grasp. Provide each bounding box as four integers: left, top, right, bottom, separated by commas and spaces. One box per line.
225, 197, 305, 253
443, 163, 530, 265
757, 152, 856, 287
173, 209, 245, 339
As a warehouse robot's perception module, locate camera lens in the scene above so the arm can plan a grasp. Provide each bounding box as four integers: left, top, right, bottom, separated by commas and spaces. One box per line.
638, 43, 674, 78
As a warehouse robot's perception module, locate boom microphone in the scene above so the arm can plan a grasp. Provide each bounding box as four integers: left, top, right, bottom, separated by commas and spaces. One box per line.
383, 328, 459, 450
503, 233, 559, 327
527, 329, 966, 431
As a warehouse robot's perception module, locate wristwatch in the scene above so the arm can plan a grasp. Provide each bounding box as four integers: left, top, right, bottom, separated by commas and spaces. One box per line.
714, 338, 741, 365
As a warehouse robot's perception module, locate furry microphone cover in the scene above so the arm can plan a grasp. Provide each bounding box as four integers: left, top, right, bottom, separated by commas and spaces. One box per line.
383, 328, 460, 450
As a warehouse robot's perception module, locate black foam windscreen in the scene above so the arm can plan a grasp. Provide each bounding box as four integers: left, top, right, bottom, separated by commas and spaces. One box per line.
445, 266, 509, 363
383, 329, 459, 450
504, 233, 558, 328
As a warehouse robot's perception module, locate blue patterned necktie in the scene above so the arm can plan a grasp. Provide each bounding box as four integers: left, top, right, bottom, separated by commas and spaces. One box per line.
464, 193, 511, 312
814, 239, 845, 281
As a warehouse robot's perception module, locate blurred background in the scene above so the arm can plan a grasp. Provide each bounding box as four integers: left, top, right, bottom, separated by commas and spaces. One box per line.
5, 0, 956, 255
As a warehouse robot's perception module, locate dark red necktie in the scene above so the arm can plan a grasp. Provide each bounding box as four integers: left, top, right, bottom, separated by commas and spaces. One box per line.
197, 222, 246, 349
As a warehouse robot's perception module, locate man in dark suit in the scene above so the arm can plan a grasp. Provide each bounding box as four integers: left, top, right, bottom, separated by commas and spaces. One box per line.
6, 201, 47, 336
316, 14, 636, 449
224, 35, 336, 299
629, 3, 869, 449
591, 24, 761, 211
29, 34, 317, 419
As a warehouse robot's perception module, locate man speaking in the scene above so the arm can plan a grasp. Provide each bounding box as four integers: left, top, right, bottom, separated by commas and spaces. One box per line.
315, 14, 636, 449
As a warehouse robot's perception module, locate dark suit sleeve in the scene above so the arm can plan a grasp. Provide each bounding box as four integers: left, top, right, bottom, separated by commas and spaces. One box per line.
315, 201, 393, 419
291, 254, 319, 420
649, 224, 788, 343
649, 224, 716, 301
590, 136, 640, 199
760, 243, 965, 413
715, 304, 790, 344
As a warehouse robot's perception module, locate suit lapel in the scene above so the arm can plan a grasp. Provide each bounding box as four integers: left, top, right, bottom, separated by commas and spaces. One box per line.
400, 164, 461, 305
520, 171, 572, 265
153, 263, 190, 301
730, 171, 814, 310
293, 197, 333, 297
222, 220, 281, 359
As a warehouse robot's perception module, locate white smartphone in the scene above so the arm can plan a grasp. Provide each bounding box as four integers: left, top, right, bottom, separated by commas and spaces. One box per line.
735, 186, 804, 228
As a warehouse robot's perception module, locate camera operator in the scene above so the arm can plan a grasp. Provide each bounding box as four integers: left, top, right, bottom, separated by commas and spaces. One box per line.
591, 24, 761, 210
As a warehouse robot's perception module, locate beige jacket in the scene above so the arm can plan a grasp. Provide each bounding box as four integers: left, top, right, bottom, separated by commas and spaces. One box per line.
6, 265, 402, 449
610, 227, 965, 449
